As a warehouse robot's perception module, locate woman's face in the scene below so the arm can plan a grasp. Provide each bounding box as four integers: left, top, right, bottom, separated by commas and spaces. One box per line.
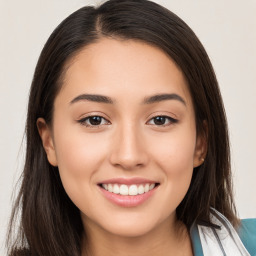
39, 38, 205, 237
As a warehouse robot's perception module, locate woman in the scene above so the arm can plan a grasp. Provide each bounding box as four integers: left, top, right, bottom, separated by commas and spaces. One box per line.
7, 0, 256, 255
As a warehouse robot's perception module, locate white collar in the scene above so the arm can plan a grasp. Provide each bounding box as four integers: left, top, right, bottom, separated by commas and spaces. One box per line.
197, 208, 250, 256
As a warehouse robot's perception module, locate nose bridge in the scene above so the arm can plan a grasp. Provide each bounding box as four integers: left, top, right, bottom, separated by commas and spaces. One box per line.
109, 120, 148, 170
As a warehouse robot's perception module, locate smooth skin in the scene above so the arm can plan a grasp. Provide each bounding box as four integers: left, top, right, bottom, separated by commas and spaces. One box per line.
38, 38, 207, 256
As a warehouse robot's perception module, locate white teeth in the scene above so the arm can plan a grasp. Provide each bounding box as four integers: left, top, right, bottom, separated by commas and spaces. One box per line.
108, 184, 113, 192
120, 184, 129, 195
102, 183, 157, 195
129, 185, 138, 195
113, 184, 119, 194
138, 184, 144, 194
149, 183, 155, 190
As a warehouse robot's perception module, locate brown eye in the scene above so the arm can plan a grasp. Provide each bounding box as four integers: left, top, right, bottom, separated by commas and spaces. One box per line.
88, 116, 103, 125
153, 116, 167, 125
147, 115, 178, 126
78, 116, 110, 127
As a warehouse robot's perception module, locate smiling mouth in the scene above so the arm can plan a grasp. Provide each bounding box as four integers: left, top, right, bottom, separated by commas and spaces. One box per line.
99, 183, 160, 196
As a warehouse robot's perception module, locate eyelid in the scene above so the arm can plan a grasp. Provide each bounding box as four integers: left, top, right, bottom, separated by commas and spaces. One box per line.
77, 113, 111, 128
146, 114, 179, 126
76, 112, 179, 128
77, 111, 110, 120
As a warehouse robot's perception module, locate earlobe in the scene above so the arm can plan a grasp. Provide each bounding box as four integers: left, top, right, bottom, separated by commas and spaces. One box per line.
37, 118, 58, 166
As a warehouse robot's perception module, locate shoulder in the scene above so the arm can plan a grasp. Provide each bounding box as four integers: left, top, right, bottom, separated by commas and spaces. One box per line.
190, 214, 256, 256
237, 218, 256, 255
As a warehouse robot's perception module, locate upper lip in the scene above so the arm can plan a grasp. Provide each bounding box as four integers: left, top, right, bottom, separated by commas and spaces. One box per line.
98, 177, 159, 185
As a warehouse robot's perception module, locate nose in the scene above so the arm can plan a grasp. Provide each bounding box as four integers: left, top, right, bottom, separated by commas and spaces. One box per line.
109, 124, 149, 170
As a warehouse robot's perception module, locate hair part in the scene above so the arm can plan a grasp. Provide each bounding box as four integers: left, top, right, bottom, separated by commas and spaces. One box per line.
7, 0, 238, 255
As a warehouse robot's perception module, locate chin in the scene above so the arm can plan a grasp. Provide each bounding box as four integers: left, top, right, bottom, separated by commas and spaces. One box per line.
96, 210, 169, 238
103, 220, 157, 238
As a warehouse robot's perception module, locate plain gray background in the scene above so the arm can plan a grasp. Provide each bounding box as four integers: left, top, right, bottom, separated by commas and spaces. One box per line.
1, 0, 255, 254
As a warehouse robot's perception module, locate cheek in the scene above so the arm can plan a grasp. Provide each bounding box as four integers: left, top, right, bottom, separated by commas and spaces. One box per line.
52, 125, 110, 206
148, 126, 196, 202
151, 128, 196, 172
54, 127, 109, 175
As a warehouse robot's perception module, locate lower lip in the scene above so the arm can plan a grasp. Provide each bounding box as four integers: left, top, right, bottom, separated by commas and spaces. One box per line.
99, 185, 158, 207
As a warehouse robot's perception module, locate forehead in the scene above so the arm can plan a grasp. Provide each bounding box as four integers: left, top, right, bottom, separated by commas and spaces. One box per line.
57, 38, 193, 108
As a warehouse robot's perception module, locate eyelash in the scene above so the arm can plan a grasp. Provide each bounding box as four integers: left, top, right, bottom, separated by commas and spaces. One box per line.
147, 115, 178, 126
78, 115, 110, 128
78, 115, 178, 128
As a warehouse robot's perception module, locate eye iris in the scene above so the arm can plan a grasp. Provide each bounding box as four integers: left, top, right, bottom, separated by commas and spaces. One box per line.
154, 116, 166, 125
89, 116, 102, 125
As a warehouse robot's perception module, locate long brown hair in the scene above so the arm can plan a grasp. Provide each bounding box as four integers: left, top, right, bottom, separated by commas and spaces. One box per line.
7, 0, 238, 255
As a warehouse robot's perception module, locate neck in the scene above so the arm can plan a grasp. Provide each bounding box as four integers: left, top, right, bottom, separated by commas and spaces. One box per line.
81, 214, 193, 256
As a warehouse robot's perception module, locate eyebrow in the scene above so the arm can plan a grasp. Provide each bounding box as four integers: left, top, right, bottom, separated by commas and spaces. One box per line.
70, 94, 114, 104
143, 93, 186, 105
70, 93, 186, 106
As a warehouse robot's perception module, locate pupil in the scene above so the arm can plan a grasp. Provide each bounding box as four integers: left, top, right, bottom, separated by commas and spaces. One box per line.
154, 116, 166, 125
90, 116, 102, 125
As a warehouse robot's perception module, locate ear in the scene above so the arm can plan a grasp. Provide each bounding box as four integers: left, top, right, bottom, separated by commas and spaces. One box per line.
193, 122, 208, 168
37, 118, 58, 166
